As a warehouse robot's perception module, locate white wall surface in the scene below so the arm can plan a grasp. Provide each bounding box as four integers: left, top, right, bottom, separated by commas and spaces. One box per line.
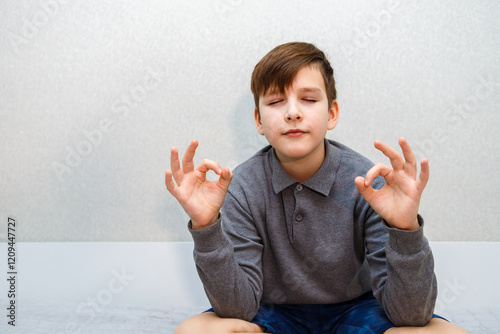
0, 0, 499, 242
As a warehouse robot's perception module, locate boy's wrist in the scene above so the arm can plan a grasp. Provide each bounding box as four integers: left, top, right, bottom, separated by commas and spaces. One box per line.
189, 216, 229, 253
385, 215, 426, 255
385, 217, 420, 231
191, 213, 220, 230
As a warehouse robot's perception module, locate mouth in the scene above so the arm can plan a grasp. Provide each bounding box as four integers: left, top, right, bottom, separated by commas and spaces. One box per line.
284, 129, 306, 137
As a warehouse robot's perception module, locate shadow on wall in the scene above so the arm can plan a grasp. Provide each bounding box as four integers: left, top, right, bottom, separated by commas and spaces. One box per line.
228, 93, 268, 170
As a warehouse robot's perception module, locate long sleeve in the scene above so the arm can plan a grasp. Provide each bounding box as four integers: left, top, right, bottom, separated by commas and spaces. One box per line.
187, 140, 438, 325
189, 190, 264, 321
364, 207, 437, 326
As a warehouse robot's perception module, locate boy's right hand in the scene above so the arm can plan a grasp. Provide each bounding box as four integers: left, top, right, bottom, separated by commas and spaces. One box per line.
165, 139, 233, 230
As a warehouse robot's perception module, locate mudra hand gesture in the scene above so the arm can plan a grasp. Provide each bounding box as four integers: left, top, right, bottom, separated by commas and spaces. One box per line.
165, 139, 233, 230
355, 137, 429, 231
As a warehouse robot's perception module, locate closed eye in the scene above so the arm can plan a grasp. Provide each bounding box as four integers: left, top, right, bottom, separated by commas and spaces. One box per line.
268, 100, 283, 105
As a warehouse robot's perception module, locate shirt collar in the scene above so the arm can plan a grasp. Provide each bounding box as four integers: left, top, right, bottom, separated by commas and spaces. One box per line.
270, 139, 341, 196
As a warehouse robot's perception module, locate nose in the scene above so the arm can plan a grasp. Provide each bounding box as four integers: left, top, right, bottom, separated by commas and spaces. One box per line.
285, 102, 302, 122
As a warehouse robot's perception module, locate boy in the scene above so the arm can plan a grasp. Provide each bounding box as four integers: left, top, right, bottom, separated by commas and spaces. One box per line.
165, 42, 468, 333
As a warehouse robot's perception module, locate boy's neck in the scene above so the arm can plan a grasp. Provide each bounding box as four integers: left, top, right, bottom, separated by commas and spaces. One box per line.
277, 141, 326, 183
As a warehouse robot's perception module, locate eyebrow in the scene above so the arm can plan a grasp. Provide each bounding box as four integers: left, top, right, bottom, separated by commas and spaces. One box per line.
263, 86, 322, 97
296, 87, 322, 94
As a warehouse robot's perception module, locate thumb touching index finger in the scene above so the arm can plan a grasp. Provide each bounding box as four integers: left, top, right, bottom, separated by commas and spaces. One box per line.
196, 159, 222, 175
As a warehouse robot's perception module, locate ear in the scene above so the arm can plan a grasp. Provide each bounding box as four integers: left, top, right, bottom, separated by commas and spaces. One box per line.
254, 108, 265, 135
327, 100, 339, 130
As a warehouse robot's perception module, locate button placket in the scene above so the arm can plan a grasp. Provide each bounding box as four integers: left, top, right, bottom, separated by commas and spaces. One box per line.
294, 184, 304, 222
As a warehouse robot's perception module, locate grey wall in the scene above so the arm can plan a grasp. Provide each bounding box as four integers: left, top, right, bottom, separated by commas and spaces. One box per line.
1, 0, 499, 242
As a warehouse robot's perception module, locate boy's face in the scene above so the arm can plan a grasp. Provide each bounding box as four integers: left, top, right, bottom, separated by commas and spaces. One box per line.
254, 65, 338, 165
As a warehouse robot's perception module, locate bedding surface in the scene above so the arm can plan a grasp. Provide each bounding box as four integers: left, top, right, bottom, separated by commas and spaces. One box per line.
3, 302, 499, 333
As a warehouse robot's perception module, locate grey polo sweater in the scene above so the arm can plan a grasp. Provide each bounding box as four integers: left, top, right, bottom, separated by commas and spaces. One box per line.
189, 139, 437, 326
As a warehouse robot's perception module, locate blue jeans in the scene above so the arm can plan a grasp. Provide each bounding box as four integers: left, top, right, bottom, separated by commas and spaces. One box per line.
206, 292, 445, 333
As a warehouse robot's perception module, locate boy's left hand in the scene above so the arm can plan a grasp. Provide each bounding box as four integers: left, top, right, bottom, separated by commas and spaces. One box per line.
354, 137, 429, 231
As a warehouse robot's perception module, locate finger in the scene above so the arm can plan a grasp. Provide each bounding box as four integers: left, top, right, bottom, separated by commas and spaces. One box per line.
399, 137, 417, 178
182, 139, 199, 174
218, 167, 233, 190
363, 163, 392, 187
355, 176, 377, 202
170, 147, 183, 185
374, 140, 404, 171
165, 169, 180, 197
196, 159, 222, 181
416, 158, 430, 192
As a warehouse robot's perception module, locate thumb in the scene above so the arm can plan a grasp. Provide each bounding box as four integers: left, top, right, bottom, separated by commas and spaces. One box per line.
355, 176, 376, 202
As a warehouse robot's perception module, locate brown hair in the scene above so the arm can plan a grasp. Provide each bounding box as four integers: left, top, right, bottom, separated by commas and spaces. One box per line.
251, 42, 337, 113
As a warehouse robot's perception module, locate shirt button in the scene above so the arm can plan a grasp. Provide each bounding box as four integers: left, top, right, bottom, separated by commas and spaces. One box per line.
296, 184, 303, 191
296, 214, 303, 222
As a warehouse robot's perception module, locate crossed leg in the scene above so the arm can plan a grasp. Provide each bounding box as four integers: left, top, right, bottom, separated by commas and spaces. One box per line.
384, 318, 470, 333
174, 312, 266, 334
175, 311, 469, 334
